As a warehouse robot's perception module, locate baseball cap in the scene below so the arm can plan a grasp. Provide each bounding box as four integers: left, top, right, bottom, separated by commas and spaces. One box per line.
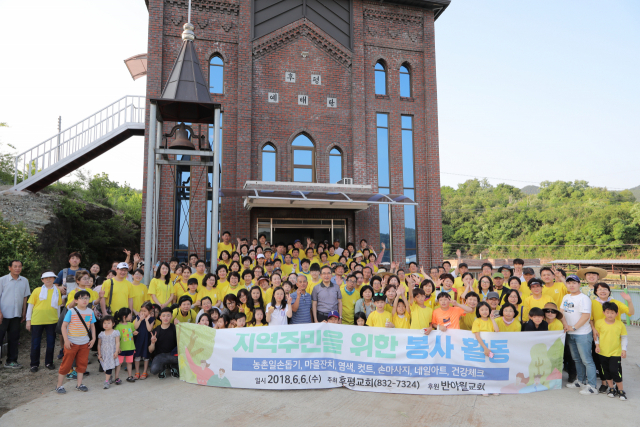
566, 274, 581, 283
257, 254, 265, 259
528, 278, 542, 287
327, 310, 339, 319
492, 272, 504, 279
294, 239, 301, 244
497, 265, 513, 273
117, 262, 129, 270
41, 271, 56, 279
257, 274, 270, 283
486, 292, 500, 300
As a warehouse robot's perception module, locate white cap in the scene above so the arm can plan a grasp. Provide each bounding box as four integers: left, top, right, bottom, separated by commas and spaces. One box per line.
257, 254, 265, 259
117, 262, 130, 270
41, 271, 56, 279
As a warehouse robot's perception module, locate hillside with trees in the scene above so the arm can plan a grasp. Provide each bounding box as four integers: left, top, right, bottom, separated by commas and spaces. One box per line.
442, 179, 640, 260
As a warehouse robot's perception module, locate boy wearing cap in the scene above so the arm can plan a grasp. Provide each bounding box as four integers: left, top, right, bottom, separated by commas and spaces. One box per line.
561, 274, 598, 395
324, 310, 340, 324
27, 271, 66, 372
521, 279, 553, 322
101, 263, 133, 318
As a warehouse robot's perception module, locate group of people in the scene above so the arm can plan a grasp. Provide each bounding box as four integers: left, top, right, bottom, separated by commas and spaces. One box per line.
0, 234, 633, 400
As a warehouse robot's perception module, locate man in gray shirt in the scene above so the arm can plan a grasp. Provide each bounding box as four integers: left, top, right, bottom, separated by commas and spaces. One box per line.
0, 260, 31, 368
311, 266, 342, 323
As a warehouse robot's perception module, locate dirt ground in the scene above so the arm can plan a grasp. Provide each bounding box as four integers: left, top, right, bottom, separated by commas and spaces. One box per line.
0, 328, 100, 417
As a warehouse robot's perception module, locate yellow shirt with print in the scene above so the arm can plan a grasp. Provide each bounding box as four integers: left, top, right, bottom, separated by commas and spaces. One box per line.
28, 286, 65, 325
591, 299, 630, 322
522, 295, 554, 322
471, 318, 495, 333
130, 283, 149, 312
340, 285, 360, 326
496, 317, 522, 332
366, 310, 392, 328
392, 313, 411, 329
595, 319, 627, 357
541, 282, 568, 307
409, 304, 433, 330
148, 278, 175, 305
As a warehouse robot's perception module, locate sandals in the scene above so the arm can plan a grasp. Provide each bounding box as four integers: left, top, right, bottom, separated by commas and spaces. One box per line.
114, 378, 122, 385
126, 376, 136, 383
134, 373, 140, 380
140, 373, 148, 380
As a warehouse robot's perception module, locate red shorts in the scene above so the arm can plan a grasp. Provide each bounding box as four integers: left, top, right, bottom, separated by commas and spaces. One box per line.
118, 354, 134, 364
59, 343, 90, 374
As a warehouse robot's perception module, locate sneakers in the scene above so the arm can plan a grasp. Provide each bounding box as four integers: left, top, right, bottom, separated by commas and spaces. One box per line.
158, 369, 166, 379
566, 381, 583, 388
45, 363, 56, 371
598, 384, 609, 394
126, 376, 136, 383
75, 384, 89, 392
170, 368, 179, 378
618, 390, 627, 401
55, 386, 66, 394
114, 378, 122, 385
4, 361, 23, 369
579, 385, 597, 395
30, 366, 39, 373
607, 388, 617, 398
103, 381, 110, 390
66, 370, 77, 380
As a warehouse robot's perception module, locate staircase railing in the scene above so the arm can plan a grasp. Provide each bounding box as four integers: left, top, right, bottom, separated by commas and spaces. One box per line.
13, 95, 146, 187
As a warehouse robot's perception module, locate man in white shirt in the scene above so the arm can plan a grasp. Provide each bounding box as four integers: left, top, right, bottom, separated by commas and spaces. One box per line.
560, 274, 597, 395
0, 260, 31, 368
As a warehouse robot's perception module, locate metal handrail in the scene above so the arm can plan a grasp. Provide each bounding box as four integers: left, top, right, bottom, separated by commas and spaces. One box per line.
13, 95, 146, 186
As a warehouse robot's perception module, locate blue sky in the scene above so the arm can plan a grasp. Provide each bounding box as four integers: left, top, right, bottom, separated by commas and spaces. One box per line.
0, 0, 638, 191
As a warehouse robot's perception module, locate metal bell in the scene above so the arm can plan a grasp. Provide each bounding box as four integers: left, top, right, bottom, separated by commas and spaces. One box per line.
168, 123, 195, 150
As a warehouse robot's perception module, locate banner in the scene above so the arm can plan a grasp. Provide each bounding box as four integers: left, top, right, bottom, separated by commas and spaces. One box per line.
177, 323, 565, 395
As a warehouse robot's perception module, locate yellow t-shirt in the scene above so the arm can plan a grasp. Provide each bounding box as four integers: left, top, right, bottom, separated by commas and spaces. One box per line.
409, 304, 433, 330
281, 263, 296, 278
366, 310, 392, 328
190, 273, 206, 288
496, 317, 521, 332
541, 282, 568, 307
327, 254, 340, 264
460, 312, 477, 331
471, 318, 495, 333
196, 287, 220, 307
591, 299, 630, 322
258, 286, 274, 304
305, 279, 322, 294
595, 319, 627, 357
180, 292, 199, 306
148, 278, 174, 305
130, 283, 149, 312
28, 286, 64, 325
522, 294, 554, 322
547, 318, 564, 331
392, 313, 411, 329
519, 282, 532, 300
224, 283, 244, 297
217, 241, 235, 258
171, 308, 197, 323
454, 277, 478, 290
173, 280, 190, 301
340, 285, 360, 326
66, 288, 99, 308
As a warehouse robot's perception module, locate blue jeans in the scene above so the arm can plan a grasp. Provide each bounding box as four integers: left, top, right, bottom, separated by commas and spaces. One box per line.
30, 323, 57, 367
567, 332, 597, 387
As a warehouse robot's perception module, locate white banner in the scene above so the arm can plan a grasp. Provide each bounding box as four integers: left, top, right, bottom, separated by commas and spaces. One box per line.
177, 323, 565, 395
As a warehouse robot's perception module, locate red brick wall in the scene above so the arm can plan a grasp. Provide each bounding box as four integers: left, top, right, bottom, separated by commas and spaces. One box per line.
142, 0, 443, 267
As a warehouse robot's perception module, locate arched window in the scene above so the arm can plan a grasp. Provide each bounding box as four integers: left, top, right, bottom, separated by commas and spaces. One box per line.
261, 144, 276, 181
400, 65, 411, 97
375, 61, 387, 95
291, 135, 315, 182
209, 55, 224, 94
329, 148, 342, 183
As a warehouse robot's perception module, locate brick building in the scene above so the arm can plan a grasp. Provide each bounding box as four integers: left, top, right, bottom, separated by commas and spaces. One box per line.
141, 0, 449, 268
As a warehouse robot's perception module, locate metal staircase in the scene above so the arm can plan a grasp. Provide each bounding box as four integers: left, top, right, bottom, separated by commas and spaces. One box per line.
10, 96, 146, 193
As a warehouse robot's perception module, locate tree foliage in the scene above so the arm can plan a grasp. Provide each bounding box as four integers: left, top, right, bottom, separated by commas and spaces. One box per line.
442, 179, 640, 259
